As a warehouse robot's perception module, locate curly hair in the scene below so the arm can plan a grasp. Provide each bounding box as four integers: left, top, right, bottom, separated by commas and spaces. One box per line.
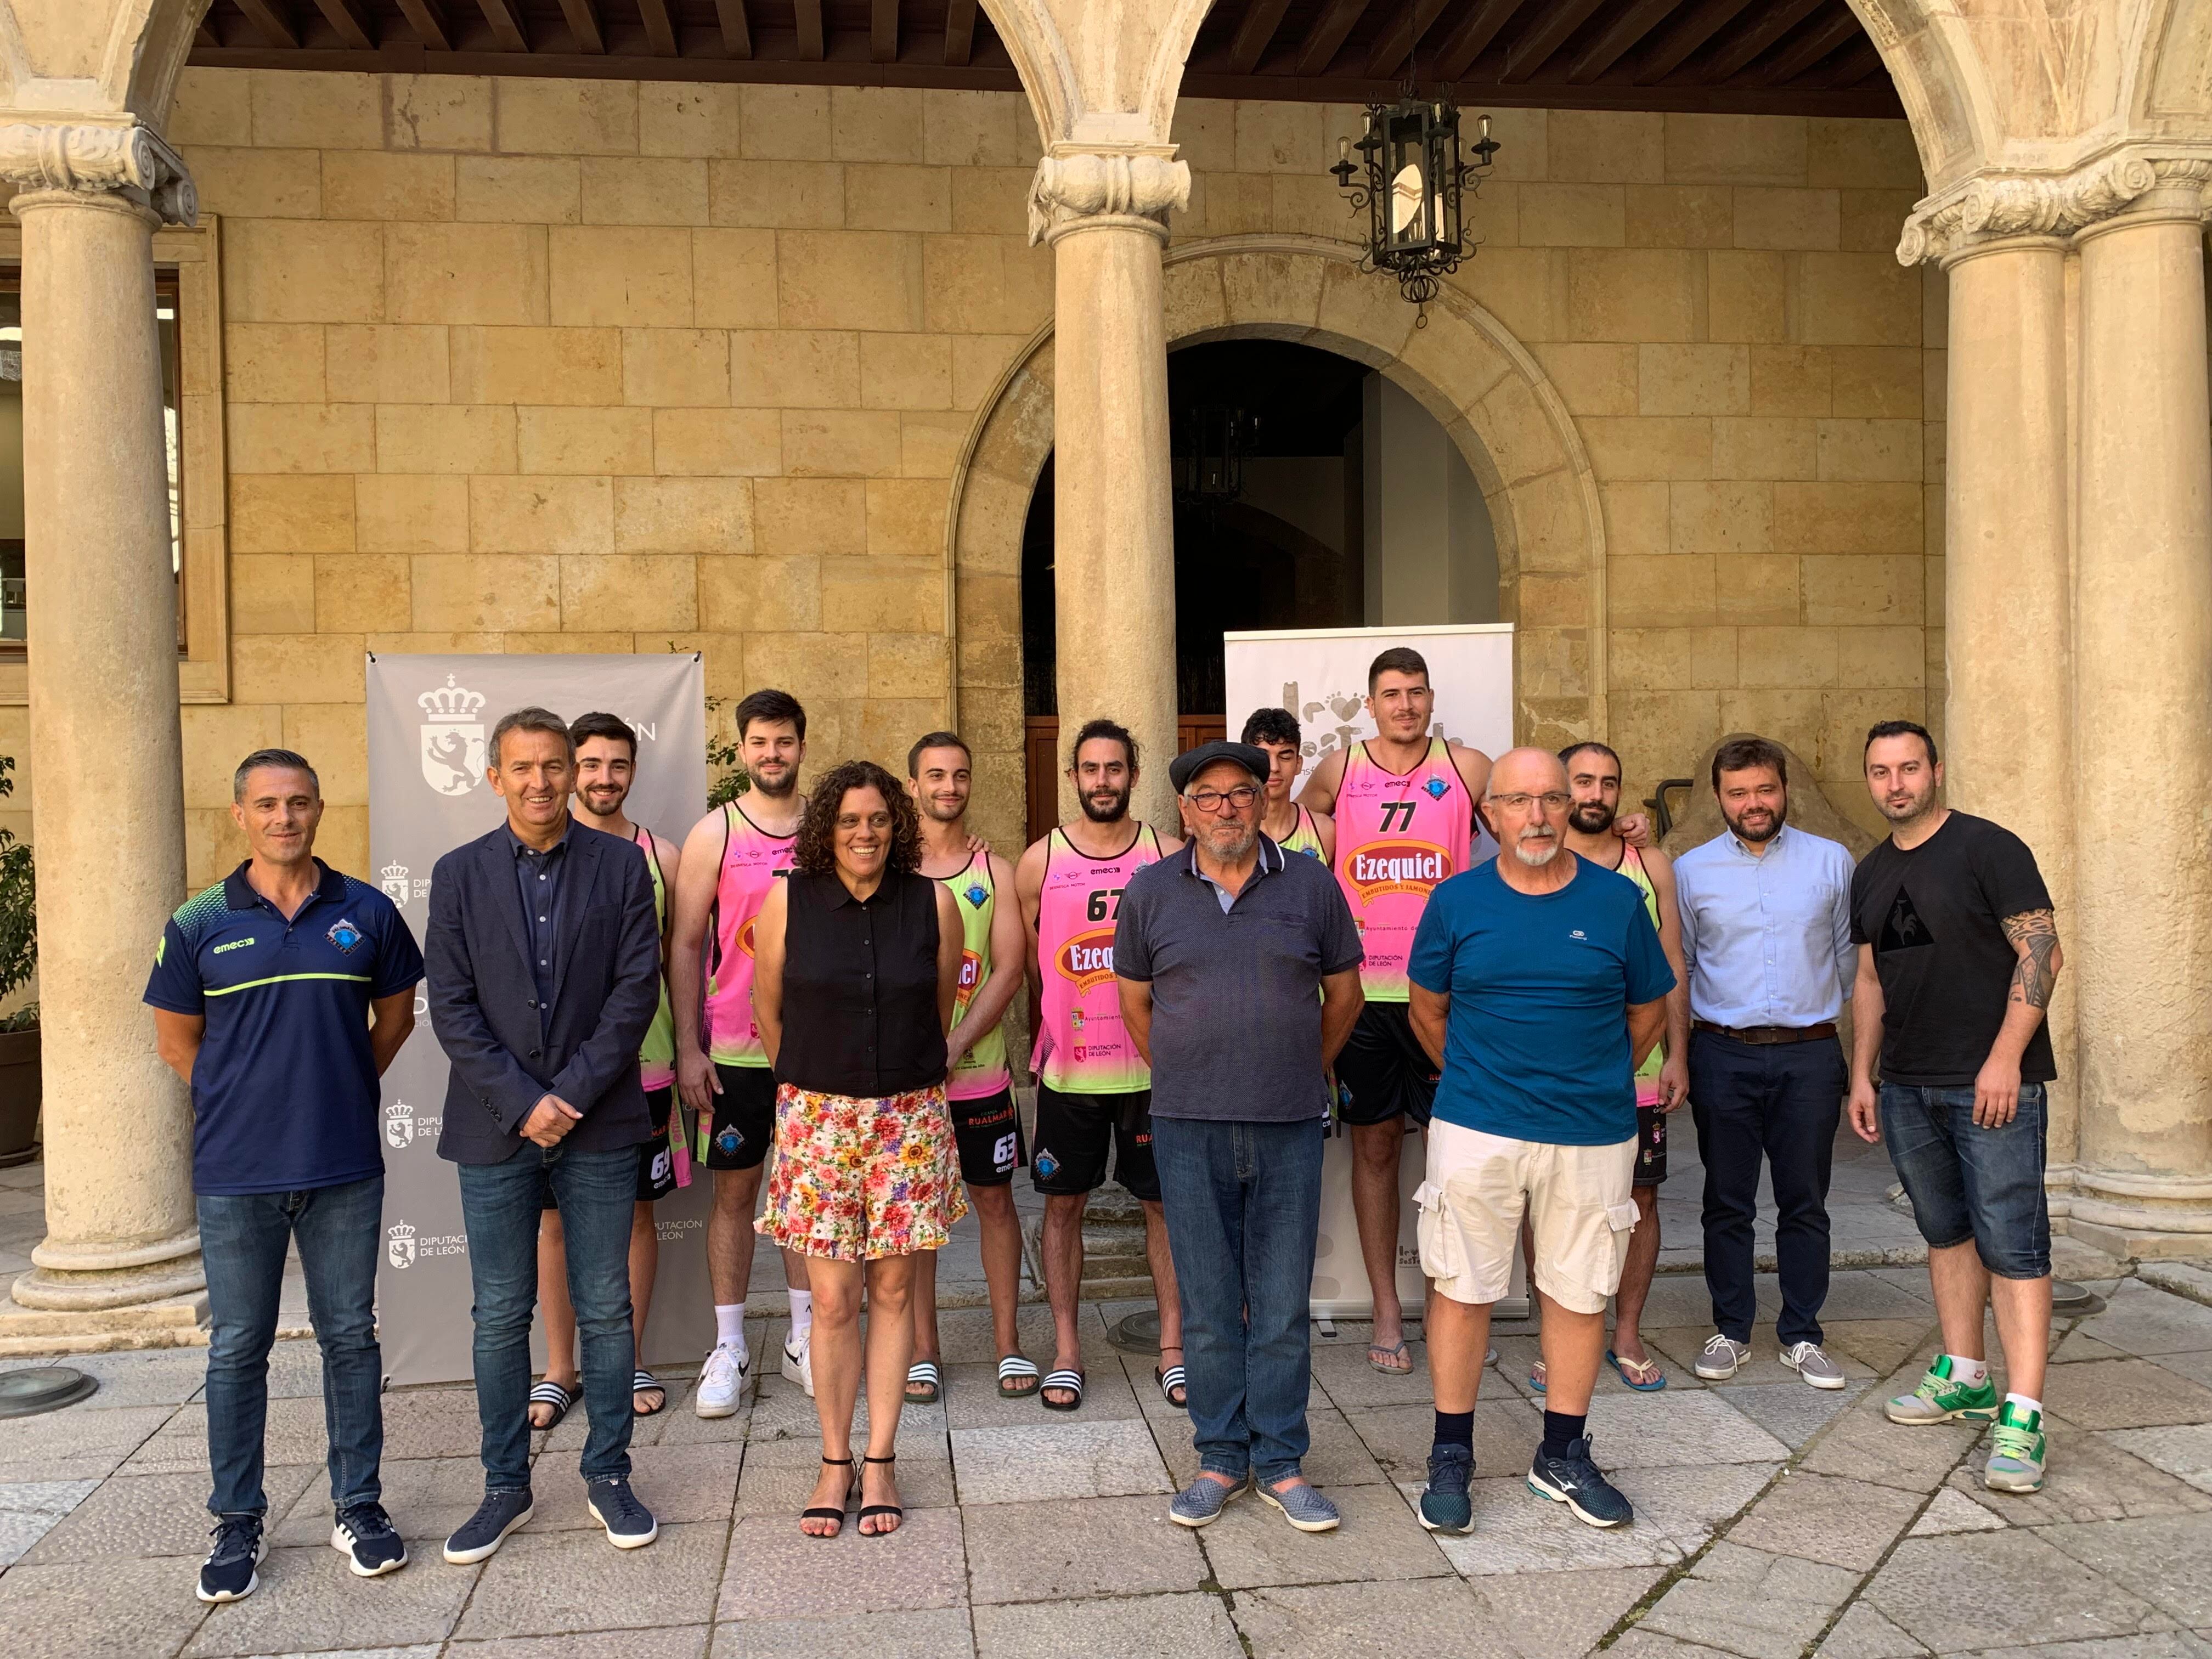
791, 759, 922, 878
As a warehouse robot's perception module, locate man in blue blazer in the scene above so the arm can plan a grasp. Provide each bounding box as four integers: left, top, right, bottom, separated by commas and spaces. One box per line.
427, 706, 663, 1564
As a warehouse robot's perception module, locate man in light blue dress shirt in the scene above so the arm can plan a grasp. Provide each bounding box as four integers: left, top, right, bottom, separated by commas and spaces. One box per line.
1673, 736, 1857, 1390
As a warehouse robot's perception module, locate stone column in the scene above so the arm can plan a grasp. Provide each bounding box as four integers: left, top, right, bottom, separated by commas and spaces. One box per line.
1936, 234, 2080, 1179
2068, 161, 2212, 1255
1029, 150, 1188, 831
0, 122, 205, 1325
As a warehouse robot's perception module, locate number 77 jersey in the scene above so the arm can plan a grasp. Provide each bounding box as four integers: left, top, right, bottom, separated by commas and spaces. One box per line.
1034, 823, 1163, 1094
1335, 737, 1472, 1002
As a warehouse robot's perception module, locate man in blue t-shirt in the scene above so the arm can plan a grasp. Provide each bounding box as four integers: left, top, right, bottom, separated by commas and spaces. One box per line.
1404, 748, 1673, 1539
144, 748, 422, 1606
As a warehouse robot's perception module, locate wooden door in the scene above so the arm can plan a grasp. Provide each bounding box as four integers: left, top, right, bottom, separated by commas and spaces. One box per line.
1022, 714, 1227, 844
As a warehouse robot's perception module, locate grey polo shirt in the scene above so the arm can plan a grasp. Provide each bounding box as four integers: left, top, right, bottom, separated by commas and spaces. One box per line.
1113, 834, 1363, 1122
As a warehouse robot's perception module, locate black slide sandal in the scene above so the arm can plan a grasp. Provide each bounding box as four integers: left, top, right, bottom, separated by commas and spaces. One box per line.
859, 1454, 902, 1536
802, 1456, 855, 1538
527, 1380, 574, 1431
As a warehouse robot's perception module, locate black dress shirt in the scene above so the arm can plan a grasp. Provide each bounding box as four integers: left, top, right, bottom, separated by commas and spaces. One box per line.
776, 870, 945, 1097
507, 821, 569, 1029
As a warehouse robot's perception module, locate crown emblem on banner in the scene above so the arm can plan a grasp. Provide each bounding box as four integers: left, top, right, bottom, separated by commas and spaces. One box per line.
417, 675, 487, 719
387, 1220, 415, 1239
382, 861, 408, 881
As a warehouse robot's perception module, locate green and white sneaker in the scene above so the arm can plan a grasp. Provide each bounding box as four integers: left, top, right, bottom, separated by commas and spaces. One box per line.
1983, 1402, 2048, 1493
1884, 1355, 1999, 1425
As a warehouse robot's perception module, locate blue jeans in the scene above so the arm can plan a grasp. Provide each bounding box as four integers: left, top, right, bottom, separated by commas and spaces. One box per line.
457, 1142, 637, 1489
1688, 1030, 1846, 1346
1880, 1082, 2051, 1279
199, 1175, 385, 1518
1150, 1115, 1324, 1485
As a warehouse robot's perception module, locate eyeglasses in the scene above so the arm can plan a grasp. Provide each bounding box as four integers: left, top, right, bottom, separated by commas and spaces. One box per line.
1185, 785, 1260, 813
1487, 792, 1571, 812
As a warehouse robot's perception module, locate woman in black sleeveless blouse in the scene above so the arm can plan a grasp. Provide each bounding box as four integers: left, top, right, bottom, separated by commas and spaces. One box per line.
749, 759, 964, 1539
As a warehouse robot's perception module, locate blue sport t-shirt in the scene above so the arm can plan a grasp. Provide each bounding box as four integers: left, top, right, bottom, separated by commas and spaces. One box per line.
143, 859, 424, 1195
1407, 855, 1675, 1146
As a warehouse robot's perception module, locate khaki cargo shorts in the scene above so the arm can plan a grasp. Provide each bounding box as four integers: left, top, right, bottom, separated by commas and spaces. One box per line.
1415, 1120, 1640, 1314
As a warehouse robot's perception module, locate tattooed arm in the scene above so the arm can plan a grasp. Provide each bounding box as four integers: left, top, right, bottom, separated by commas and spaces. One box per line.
1973, 909, 2064, 1127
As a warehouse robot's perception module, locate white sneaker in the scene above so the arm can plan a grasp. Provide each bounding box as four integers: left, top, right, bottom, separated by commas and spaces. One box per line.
782, 1331, 815, 1398
695, 1342, 751, 1418
1694, 1334, 1752, 1380
1781, 1341, 1848, 1390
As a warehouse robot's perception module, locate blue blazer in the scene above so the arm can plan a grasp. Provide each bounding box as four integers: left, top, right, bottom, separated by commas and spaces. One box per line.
426, 820, 661, 1165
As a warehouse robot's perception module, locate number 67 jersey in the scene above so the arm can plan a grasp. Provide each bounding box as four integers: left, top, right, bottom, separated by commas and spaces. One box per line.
1034, 823, 1163, 1094
1335, 737, 1473, 1003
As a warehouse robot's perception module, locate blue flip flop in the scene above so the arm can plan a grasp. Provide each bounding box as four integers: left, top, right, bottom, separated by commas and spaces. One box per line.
1606, 1349, 1668, 1391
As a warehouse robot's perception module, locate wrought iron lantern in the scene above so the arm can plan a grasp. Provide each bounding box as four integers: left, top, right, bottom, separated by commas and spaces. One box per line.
1330, 97, 1501, 317
1172, 403, 1257, 506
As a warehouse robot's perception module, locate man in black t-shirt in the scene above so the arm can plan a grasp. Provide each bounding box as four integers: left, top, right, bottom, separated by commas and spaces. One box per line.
1847, 720, 2063, 1497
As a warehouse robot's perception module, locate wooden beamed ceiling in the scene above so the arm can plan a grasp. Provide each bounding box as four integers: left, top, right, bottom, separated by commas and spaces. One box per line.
190, 0, 1901, 117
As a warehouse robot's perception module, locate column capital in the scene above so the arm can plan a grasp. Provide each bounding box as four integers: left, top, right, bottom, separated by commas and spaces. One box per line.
1897, 148, 2212, 267
0, 119, 196, 226
1026, 145, 1190, 247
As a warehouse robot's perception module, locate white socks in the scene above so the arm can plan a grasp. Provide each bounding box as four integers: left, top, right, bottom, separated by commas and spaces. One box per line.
2004, 1392, 2042, 1418
714, 1303, 746, 1350
1946, 1354, 1990, 1386
788, 1288, 813, 1341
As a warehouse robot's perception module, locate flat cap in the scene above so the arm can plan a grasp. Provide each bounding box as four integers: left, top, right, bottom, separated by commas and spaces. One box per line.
1169, 740, 1272, 794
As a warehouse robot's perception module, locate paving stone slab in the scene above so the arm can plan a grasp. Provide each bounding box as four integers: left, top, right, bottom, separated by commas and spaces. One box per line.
1339, 1398, 1539, 1482
0, 1401, 179, 1482
740, 1376, 950, 1451
2052, 1331, 2136, 1365
973, 1590, 1240, 1658
1489, 1331, 1707, 1400
1469, 1565, 1669, 1659
947, 1418, 1170, 1504
941, 1359, 1144, 1427
732, 1445, 956, 1518
0, 1348, 208, 1410
1637, 1540, 1862, 1659
2075, 1284, 2212, 1357
1816, 1601, 1933, 1659
2103, 1423, 2212, 1494
453, 1629, 709, 1659
452, 1519, 727, 1639
709, 1607, 974, 1658
1719, 1379, 1870, 1449
1158, 1404, 1387, 1488
1907, 1486, 2009, 1536
0, 1480, 90, 1573
1948, 1635, 2212, 1659
1733, 1469, 1924, 1571
0, 1554, 217, 1659
2036, 1510, 2212, 1625
1822, 1320, 1944, 1379
1232, 1574, 1517, 1657
1199, 1478, 1450, 1588
1863, 1530, 2175, 1653
1797, 1406, 1983, 1493
2046, 1361, 2212, 1431
123, 1397, 329, 1476
1649, 1325, 1878, 1390
1583, 1389, 1791, 1469
718, 1505, 967, 1620
184, 1543, 479, 1656
279, 1456, 592, 1549
2153, 1351, 2212, 1391
1308, 1333, 1436, 1408
1615, 1460, 1777, 1554
374, 1387, 511, 1460
1774, 1274, 1943, 1324
1943, 1413, 2211, 1525
1606, 1630, 1751, 1659
23, 1464, 317, 1562
1403, 1477, 1683, 1575
962, 1491, 1206, 1604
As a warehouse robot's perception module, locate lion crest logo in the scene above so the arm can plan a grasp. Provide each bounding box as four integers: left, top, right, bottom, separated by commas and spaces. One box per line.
418, 674, 488, 796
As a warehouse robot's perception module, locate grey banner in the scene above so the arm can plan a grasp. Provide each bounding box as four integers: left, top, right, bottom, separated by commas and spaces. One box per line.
366, 653, 708, 1387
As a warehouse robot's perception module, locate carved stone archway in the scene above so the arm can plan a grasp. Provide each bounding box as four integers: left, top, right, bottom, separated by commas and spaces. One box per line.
943, 232, 1608, 848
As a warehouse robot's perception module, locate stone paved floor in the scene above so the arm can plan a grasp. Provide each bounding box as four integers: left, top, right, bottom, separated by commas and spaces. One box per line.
2, 1258, 2211, 1659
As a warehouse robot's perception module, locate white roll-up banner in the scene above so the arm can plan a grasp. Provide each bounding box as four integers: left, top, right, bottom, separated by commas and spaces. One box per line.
367, 653, 708, 1386
1221, 624, 1523, 1319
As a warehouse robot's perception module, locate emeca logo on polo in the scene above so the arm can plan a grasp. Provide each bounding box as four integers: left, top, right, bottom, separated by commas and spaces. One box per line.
1344, 840, 1454, 901
386, 1221, 466, 1270
1053, 928, 1116, 994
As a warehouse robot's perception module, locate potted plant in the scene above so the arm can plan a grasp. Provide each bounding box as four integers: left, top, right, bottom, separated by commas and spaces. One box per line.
0, 755, 37, 1165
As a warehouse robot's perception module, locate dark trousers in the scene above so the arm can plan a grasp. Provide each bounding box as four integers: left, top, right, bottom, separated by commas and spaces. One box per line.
1149, 1115, 1325, 1485
1688, 1030, 1846, 1347
199, 1175, 385, 1518
456, 1141, 637, 1491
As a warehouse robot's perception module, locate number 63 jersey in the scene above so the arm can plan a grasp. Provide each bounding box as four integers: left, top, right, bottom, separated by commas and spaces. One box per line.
1335, 737, 1474, 1003
1034, 823, 1163, 1094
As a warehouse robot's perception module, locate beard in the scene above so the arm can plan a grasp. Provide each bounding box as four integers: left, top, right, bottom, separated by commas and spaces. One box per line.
1568, 799, 1616, 835
749, 764, 797, 800
1511, 828, 1562, 867
1877, 783, 1935, 823
918, 794, 966, 824
1200, 819, 1257, 861
579, 783, 629, 817
1722, 799, 1785, 843
1080, 783, 1131, 824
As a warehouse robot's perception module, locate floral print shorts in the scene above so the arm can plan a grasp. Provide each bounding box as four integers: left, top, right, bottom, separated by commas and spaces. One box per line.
756, 1082, 969, 1262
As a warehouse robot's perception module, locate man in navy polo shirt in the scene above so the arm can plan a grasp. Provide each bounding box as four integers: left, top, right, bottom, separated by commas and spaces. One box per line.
145, 747, 423, 1605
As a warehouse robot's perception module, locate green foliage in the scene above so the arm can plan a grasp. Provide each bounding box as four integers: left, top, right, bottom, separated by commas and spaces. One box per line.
702, 690, 751, 809
0, 757, 35, 1023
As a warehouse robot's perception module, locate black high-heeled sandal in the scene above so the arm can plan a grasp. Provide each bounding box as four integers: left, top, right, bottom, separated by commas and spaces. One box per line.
802, 1456, 855, 1538
859, 1453, 902, 1536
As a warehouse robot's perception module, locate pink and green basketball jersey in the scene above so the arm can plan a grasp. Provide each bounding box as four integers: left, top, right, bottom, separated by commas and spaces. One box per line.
1333, 738, 1471, 1002
1034, 824, 1160, 1094
703, 802, 795, 1068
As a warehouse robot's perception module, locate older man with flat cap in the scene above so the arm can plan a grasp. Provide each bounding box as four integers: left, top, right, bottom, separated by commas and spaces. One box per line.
1115, 740, 1365, 1534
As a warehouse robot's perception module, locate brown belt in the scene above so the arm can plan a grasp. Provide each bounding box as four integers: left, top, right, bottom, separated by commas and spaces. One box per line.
1694, 1020, 1838, 1046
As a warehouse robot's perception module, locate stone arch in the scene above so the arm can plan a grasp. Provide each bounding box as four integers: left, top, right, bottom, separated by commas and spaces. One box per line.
943, 232, 1607, 846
